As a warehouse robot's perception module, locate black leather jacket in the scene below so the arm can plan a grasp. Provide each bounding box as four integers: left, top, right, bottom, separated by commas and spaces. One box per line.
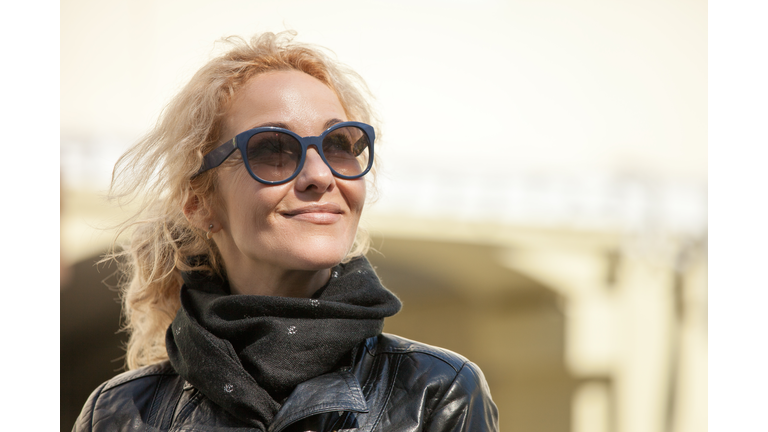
73, 333, 499, 431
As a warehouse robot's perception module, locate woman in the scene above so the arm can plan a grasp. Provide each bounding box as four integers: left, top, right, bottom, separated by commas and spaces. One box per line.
74, 31, 498, 431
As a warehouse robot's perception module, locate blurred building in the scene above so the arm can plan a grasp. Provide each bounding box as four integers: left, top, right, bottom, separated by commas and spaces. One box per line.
368, 169, 706, 432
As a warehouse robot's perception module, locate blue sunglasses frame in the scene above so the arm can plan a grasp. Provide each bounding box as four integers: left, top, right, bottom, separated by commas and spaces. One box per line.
195, 121, 375, 185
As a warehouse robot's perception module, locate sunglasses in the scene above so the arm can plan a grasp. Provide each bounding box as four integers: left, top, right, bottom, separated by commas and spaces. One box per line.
195, 121, 375, 185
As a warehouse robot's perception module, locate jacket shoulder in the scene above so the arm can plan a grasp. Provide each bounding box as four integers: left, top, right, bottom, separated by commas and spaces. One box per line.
73, 361, 182, 432
102, 360, 178, 391
368, 333, 470, 372
362, 334, 499, 431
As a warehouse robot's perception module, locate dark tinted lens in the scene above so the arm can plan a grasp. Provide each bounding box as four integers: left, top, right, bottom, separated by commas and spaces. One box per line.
322, 126, 370, 177
246, 131, 301, 182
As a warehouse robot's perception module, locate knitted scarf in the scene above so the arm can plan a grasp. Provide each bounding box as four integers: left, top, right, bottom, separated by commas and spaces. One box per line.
165, 256, 401, 430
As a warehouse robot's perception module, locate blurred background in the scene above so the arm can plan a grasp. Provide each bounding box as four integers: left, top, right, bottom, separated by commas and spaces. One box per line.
60, 0, 707, 431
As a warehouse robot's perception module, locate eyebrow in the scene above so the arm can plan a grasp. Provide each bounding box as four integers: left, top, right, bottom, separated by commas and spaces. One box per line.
250, 118, 345, 134
252, 121, 289, 129
323, 118, 344, 130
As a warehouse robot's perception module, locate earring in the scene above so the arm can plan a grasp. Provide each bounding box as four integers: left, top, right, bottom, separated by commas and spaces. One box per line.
206, 224, 214, 240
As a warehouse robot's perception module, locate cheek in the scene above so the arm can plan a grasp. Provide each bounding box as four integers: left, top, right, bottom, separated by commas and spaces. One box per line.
226, 187, 282, 228
214, 170, 272, 227
344, 180, 367, 213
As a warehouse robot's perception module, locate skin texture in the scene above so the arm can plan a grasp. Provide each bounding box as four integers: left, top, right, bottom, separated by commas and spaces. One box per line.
186, 70, 366, 297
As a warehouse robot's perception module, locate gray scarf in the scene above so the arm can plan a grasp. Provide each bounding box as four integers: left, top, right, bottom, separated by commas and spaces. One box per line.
165, 257, 401, 430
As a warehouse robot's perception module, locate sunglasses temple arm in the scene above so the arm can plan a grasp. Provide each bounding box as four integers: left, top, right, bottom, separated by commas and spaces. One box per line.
195, 139, 238, 176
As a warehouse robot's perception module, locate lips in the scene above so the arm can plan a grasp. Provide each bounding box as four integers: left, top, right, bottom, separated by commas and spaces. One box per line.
281, 203, 343, 216
280, 203, 344, 224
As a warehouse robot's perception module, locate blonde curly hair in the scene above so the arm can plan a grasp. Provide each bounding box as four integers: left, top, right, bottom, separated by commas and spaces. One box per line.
108, 31, 379, 370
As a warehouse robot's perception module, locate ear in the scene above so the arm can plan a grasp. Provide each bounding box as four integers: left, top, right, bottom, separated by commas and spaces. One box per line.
183, 190, 214, 231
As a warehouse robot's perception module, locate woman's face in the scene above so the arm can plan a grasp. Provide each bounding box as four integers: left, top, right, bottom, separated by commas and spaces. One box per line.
210, 70, 366, 290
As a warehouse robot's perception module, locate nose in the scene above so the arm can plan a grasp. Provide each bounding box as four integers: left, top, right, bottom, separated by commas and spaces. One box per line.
294, 147, 334, 193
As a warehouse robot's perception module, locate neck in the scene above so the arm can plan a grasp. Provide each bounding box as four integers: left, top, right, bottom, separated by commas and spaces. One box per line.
226, 265, 331, 297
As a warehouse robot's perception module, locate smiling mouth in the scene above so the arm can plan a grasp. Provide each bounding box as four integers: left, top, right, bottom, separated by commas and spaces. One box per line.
280, 204, 344, 224
281, 203, 343, 217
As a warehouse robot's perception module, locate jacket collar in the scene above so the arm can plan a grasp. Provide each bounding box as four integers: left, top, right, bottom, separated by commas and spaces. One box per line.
268, 370, 368, 432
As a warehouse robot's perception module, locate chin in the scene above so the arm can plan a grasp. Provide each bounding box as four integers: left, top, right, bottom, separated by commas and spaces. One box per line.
278, 237, 354, 271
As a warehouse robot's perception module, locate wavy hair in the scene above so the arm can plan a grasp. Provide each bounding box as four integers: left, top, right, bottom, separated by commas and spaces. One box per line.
108, 31, 379, 370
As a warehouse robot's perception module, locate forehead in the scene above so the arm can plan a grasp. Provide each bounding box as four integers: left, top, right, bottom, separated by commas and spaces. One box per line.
223, 70, 347, 139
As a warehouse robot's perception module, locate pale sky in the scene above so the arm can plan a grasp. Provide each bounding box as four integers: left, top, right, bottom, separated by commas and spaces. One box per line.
62, 0, 706, 175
